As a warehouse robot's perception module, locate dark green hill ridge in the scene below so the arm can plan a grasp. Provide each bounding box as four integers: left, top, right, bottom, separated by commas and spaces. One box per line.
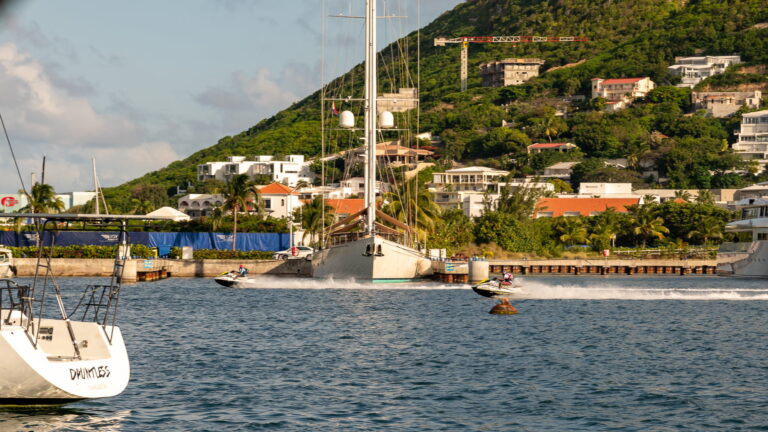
104, 0, 768, 211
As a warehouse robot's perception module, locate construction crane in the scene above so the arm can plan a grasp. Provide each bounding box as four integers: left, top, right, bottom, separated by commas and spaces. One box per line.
434, 36, 589, 91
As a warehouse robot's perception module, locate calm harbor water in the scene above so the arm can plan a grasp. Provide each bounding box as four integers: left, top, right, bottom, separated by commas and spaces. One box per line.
2, 275, 768, 431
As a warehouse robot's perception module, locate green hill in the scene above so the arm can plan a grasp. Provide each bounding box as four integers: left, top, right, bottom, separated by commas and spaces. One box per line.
103, 0, 768, 212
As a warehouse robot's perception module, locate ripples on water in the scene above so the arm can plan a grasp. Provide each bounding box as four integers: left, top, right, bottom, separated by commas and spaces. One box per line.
2, 276, 768, 431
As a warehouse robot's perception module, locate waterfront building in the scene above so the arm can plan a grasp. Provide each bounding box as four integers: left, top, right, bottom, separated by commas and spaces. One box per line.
667, 55, 741, 88
478, 58, 545, 87
732, 110, 768, 171
534, 197, 641, 218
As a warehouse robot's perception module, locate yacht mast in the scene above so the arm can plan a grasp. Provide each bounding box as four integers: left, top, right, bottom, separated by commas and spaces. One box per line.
364, 0, 377, 235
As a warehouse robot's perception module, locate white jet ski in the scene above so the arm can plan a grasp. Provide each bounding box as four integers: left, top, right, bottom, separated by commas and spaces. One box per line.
213, 272, 260, 288
471, 278, 523, 298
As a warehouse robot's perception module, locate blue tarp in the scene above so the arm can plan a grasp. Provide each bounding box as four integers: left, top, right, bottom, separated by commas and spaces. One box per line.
0, 231, 289, 251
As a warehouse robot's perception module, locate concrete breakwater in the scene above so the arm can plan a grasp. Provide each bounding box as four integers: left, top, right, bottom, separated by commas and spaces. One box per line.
14, 258, 312, 282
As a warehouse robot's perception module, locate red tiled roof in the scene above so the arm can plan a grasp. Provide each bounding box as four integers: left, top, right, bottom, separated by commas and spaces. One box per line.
528, 143, 574, 149
324, 199, 364, 215
596, 78, 645, 84
259, 183, 298, 195
536, 198, 640, 217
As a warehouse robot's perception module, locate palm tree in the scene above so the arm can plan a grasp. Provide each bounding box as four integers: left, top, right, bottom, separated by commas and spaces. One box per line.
687, 216, 724, 245
554, 216, 589, 247
19, 182, 65, 213
130, 198, 154, 215
674, 190, 692, 202
629, 205, 670, 248
222, 174, 255, 251
382, 178, 442, 244
695, 190, 715, 205
209, 206, 225, 232
589, 221, 617, 252
295, 196, 334, 248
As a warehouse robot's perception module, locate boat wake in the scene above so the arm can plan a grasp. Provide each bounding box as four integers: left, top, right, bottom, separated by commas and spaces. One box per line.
220, 276, 768, 300
517, 280, 768, 301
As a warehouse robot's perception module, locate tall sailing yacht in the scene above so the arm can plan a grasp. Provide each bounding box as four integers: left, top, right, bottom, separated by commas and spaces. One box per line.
312, 0, 433, 282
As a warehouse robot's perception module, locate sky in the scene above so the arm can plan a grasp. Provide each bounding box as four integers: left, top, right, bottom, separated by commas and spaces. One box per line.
0, 0, 463, 193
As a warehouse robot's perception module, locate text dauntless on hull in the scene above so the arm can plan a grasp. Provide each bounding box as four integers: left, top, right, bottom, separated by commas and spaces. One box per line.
717, 197, 768, 278
311, 0, 432, 282
0, 213, 171, 403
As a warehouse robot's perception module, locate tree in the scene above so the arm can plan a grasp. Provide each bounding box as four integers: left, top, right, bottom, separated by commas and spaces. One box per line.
628, 205, 670, 248
687, 216, 724, 245
222, 174, 257, 251
428, 209, 475, 254
674, 190, 692, 202
554, 217, 589, 247
486, 181, 546, 220
130, 199, 155, 215
695, 190, 715, 205
295, 196, 334, 248
19, 182, 65, 214
209, 207, 225, 232
382, 178, 442, 244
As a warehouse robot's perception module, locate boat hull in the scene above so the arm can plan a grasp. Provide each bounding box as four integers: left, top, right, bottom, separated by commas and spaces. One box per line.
717, 240, 768, 278
0, 319, 130, 403
312, 236, 433, 282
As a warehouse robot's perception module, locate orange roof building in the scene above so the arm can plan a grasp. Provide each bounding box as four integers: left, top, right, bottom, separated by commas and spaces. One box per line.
535, 197, 640, 218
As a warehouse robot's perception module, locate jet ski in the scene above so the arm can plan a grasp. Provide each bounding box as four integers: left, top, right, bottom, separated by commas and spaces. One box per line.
471, 277, 523, 298
214, 272, 260, 288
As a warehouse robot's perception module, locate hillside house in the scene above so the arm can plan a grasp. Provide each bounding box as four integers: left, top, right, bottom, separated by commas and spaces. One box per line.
692, 90, 761, 117
668, 55, 741, 88
732, 110, 768, 171
197, 155, 313, 187
178, 194, 225, 218
258, 183, 302, 219
527, 142, 578, 154
542, 161, 579, 180
478, 58, 545, 87
591, 77, 655, 109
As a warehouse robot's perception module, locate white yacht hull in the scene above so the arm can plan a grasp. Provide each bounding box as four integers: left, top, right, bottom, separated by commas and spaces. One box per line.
0, 316, 130, 403
312, 236, 433, 282
717, 240, 768, 278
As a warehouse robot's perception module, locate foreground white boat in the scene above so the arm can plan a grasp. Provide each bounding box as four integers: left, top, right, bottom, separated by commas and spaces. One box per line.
471, 278, 524, 298
0, 248, 13, 278
0, 213, 168, 404
717, 198, 768, 278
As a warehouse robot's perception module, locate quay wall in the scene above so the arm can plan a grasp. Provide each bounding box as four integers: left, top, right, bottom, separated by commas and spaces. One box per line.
432, 258, 719, 282
14, 258, 313, 282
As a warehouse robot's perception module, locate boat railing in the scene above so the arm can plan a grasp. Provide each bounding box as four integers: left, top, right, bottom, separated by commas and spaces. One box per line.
327, 231, 410, 247
69, 284, 122, 342
717, 242, 756, 253
0, 279, 36, 341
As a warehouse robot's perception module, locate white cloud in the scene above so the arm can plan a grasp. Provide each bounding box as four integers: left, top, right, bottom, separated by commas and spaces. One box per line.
194, 63, 318, 132
0, 43, 179, 192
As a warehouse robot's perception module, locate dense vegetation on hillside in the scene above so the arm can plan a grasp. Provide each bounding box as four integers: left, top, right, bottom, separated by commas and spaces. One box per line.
99, 0, 768, 214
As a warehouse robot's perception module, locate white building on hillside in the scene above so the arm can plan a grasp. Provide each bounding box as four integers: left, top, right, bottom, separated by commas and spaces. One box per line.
668, 55, 741, 88
732, 110, 768, 171
197, 155, 313, 187
692, 90, 761, 117
177, 194, 225, 218
259, 183, 302, 219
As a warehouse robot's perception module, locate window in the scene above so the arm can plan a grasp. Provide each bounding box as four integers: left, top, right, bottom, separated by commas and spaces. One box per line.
563, 211, 581, 217
265, 199, 272, 209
